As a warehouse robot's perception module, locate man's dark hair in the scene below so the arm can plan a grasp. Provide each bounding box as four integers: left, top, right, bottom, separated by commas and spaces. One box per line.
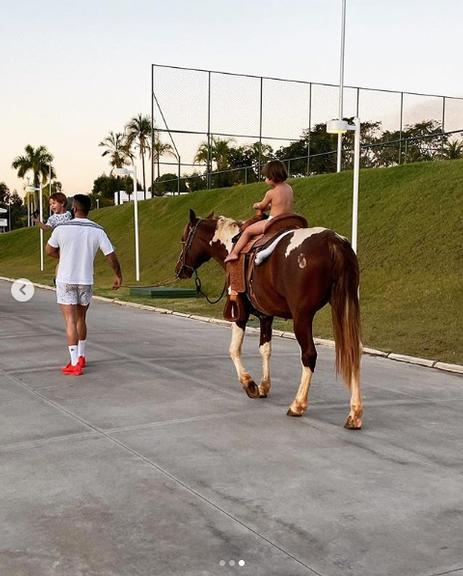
73, 194, 91, 215
262, 160, 288, 183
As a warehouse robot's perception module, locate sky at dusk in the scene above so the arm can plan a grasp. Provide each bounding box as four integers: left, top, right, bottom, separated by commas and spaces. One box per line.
1, 0, 462, 197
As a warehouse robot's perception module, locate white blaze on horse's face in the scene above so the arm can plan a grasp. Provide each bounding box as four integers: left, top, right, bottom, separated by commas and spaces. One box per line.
284, 227, 328, 258
210, 216, 241, 254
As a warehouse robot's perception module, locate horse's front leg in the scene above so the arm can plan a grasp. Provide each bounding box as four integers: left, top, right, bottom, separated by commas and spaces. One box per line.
258, 315, 273, 398
229, 320, 260, 398
287, 314, 316, 417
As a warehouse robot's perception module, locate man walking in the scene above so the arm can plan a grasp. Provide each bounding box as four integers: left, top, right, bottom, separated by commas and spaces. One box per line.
46, 194, 122, 375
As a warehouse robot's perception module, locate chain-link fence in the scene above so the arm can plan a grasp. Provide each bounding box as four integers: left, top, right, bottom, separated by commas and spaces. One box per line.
151, 64, 463, 195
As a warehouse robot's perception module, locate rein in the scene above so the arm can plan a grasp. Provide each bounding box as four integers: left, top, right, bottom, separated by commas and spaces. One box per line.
193, 270, 227, 305
176, 217, 227, 305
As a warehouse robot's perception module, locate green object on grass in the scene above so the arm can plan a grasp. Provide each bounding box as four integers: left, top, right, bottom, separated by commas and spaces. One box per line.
129, 286, 198, 298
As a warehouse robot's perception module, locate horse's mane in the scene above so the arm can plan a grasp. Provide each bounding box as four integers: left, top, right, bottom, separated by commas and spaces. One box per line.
209, 215, 241, 251
206, 211, 241, 227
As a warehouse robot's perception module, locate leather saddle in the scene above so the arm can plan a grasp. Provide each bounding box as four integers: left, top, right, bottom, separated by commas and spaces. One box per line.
223, 213, 308, 322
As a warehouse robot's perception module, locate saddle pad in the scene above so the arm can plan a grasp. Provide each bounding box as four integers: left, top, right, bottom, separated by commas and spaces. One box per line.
254, 229, 295, 265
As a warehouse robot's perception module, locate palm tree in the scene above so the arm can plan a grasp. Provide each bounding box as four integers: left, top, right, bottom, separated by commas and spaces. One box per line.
440, 139, 463, 160
194, 137, 234, 172
125, 114, 151, 199
99, 131, 131, 173
12, 145, 55, 209
153, 135, 176, 182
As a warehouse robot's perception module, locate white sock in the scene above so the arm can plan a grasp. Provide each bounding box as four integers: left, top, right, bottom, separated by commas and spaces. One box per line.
78, 339, 87, 358
68, 345, 79, 366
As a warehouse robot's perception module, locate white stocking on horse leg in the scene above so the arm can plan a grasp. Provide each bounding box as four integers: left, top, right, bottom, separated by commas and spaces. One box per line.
258, 341, 271, 397
345, 373, 363, 429
287, 364, 313, 417
229, 323, 259, 398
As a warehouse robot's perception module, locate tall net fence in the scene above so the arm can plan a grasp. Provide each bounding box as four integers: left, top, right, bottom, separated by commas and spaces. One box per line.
151, 64, 463, 194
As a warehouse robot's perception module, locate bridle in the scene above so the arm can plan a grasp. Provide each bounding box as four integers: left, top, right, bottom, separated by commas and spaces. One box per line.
176, 218, 203, 279
176, 218, 227, 305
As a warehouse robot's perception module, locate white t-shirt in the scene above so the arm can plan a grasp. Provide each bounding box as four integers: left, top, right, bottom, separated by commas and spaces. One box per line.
46, 211, 72, 228
47, 218, 114, 285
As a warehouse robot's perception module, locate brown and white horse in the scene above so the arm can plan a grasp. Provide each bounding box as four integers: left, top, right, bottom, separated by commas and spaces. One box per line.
176, 209, 363, 429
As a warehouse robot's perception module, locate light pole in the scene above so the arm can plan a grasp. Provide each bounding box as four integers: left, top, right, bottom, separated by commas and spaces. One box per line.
336, 0, 347, 173
326, 118, 360, 254
114, 165, 140, 282
26, 183, 44, 270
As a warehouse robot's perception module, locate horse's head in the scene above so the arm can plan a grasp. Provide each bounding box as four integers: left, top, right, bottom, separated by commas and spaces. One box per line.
175, 209, 215, 279
176, 209, 242, 278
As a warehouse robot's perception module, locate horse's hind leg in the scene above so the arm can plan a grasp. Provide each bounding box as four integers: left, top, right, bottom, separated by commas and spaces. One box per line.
287, 314, 317, 417
258, 316, 273, 398
345, 372, 363, 429
229, 320, 260, 399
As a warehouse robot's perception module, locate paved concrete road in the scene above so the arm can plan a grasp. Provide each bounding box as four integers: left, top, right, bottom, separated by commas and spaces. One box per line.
1, 279, 462, 576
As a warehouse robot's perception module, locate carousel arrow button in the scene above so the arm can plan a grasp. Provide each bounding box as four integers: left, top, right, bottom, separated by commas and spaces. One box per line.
11, 278, 35, 302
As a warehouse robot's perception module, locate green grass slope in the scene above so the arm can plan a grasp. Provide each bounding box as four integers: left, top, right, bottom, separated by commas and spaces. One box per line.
1, 159, 462, 364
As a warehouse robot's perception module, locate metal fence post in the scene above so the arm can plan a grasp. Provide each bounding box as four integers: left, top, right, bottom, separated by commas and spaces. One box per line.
441, 96, 446, 157
207, 71, 212, 189
151, 65, 155, 197
258, 76, 263, 180
399, 92, 404, 165
307, 83, 312, 176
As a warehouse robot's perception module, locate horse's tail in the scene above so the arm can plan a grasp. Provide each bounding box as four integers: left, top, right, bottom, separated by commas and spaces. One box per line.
329, 237, 362, 388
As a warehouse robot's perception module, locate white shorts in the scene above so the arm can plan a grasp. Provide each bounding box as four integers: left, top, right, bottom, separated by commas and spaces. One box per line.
56, 283, 93, 306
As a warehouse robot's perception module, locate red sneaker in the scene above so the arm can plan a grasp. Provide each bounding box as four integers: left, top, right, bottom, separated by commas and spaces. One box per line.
61, 362, 83, 376
78, 356, 86, 368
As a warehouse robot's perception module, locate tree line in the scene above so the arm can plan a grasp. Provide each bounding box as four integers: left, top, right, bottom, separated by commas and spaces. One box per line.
95, 115, 463, 199
3, 116, 462, 231
187, 119, 462, 190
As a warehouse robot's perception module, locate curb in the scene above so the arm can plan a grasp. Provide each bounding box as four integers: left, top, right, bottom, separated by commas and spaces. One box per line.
2, 276, 462, 376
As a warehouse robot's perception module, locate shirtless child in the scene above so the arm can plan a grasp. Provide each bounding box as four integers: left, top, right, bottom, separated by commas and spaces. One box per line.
224, 160, 294, 263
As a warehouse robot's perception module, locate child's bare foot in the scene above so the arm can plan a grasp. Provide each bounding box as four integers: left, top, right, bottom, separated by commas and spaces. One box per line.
224, 253, 239, 263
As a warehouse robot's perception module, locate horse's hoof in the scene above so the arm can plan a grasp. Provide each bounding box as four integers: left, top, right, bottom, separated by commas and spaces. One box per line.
344, 416, 362, 430
244, 381, 260, 399
287, 408, 303, 417
259, 393, 268, 398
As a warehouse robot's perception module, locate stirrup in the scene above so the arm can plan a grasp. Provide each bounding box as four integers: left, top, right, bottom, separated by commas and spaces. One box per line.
223, 294, 246, 322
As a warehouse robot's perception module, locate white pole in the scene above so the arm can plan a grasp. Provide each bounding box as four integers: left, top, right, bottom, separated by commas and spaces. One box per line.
351, 117, 360, 254
337, 0, 347, 173
39, 181, 44, 271
133, 164, 140, 282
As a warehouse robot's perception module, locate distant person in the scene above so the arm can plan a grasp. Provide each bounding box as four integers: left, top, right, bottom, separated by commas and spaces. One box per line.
34, 192, 72, 230
224, 160, 294, 262
45, 194, 122, 375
